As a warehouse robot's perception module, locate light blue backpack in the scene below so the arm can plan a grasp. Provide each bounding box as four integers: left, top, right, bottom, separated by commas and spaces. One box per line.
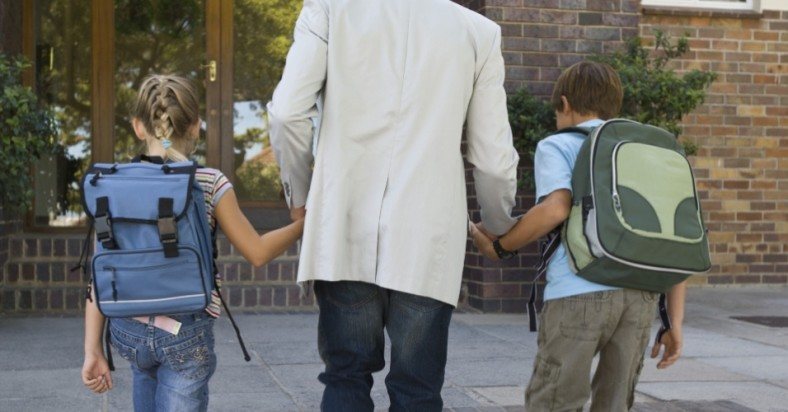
81, 159, 214, 316
78, 156, 249, 364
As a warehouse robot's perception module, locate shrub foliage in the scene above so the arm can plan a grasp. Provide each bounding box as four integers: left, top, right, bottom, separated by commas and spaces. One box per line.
0, 54, 58, 213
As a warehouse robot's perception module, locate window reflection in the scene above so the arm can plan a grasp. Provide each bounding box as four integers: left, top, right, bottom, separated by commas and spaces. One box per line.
233, 0, 300, 203
113, 0, 206, 164
33, 0, 91, 227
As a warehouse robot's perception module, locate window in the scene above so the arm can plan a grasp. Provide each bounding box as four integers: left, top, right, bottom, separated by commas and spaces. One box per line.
32, 0, 92, 228
641, 0, 760, 11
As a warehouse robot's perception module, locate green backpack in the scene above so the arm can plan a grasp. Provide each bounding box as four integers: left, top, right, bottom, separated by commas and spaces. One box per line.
560, 118, 712, 292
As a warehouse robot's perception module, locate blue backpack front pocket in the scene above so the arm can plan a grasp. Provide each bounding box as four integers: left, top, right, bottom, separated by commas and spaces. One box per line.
93, 246, 209, 317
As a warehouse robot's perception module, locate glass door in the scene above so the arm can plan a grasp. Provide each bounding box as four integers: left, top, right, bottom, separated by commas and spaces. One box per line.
113, 0, 209, 164
28, 0, 300, 230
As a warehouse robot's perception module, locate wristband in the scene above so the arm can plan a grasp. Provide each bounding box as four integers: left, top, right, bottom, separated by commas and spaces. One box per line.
493, 239, 518, 260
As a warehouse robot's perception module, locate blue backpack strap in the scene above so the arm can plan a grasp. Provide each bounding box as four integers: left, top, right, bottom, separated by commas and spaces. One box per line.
157, 198, 179, 258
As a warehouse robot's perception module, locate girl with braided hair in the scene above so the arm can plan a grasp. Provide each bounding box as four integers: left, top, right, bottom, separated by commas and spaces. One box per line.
81, 74, 304, 411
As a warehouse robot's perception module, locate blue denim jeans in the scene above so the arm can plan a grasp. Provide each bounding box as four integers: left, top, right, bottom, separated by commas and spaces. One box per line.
109, 313, 217, 412
314, 280, 454, 412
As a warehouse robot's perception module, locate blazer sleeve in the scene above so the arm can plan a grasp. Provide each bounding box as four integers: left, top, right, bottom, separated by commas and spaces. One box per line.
465, 27, 519, 235
267, 0, 329, 208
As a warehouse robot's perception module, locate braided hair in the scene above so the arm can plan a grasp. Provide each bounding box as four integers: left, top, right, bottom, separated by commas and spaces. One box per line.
132, 75, 200, 162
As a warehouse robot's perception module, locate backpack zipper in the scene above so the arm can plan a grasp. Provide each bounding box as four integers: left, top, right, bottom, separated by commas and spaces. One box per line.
104, 266, 119, 302
610, 140, 629, 214
102, 260, 185, 272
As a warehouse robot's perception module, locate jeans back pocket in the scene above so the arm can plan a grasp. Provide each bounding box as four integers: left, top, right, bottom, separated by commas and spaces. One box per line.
162, 327, 216, 382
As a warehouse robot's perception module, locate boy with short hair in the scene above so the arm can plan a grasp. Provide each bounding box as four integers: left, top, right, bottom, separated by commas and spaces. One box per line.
471, 61, 686, 411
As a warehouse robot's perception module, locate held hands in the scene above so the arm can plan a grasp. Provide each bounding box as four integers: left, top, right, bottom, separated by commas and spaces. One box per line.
82, 351, 113, 394
651, 326, 683, 369
290, 206, 306, 222
470, 222, 499, 261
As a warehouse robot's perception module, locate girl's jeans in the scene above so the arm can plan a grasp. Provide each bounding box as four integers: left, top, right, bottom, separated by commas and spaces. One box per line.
109, 313, 217, 412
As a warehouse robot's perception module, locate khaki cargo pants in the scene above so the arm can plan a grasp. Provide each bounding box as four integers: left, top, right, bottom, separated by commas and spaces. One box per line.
525, 289, 658, 412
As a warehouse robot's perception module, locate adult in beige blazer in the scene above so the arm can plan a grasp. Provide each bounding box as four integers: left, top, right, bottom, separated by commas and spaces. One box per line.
268, 0, 518, 410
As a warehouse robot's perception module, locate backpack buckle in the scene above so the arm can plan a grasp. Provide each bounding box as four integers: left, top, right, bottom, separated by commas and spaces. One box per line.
158, 216, 179, 257
157, 197, 179, 257
95, 215, 117, 249
158, 217, 177, 241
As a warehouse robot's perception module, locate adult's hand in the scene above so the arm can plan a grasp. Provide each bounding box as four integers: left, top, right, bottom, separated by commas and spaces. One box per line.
475, 223, 498, 241
290, 206, 306, 222
471, 223, 498, 261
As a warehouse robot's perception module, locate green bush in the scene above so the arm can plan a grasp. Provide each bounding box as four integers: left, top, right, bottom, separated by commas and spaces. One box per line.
507, 89, 555, 189
0, 53, 58, 213
509, 31, 716, 188
591, 30, 718, 149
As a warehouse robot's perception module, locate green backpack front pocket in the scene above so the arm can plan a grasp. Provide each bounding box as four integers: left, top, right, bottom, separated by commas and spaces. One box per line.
612, 142, 704, 243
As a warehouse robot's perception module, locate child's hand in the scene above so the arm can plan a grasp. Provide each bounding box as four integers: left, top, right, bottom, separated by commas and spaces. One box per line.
651, 326, 683, 369
290, 206, 306, 222
82, 352, 113, 394
470, 222, 498, 260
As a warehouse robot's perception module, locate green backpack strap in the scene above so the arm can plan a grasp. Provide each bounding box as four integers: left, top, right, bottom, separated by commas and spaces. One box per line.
528, 228, 562, 332
554, 126, 593, 136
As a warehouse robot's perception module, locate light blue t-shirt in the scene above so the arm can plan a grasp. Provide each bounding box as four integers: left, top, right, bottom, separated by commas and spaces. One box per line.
534, 119, 619, 301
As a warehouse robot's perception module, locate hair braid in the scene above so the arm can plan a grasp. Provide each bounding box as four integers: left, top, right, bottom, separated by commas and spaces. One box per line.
132, 74, 200, 162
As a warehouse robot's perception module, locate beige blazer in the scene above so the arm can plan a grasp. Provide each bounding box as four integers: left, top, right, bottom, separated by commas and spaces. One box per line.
268, 0, 518, 305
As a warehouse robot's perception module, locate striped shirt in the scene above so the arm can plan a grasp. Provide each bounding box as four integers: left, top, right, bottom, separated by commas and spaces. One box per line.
195, 168, 233, 318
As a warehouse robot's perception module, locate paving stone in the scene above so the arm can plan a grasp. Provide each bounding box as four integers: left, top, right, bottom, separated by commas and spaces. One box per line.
209, 392, 297, 412
631, 400, 759, 412
678, 328, 788, 358
252, 341, 322, 365
701, 355, 788, 382
638, 357, 751, 383
635, 381, 788, 412
445, 358, 530, 387
209, 364, 282, 394
214, 313, 317, 344
0, 397, 104, 412
468, 386, 524, 406
0, 343, 83, 370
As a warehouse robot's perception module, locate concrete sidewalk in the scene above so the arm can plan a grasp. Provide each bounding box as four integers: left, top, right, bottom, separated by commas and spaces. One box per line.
0, 286, 786, 411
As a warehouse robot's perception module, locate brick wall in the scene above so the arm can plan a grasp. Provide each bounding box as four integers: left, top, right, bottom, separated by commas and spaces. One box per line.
1, 232, 313, 314
640, 8, 788, 286
485, 0, 641, 97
